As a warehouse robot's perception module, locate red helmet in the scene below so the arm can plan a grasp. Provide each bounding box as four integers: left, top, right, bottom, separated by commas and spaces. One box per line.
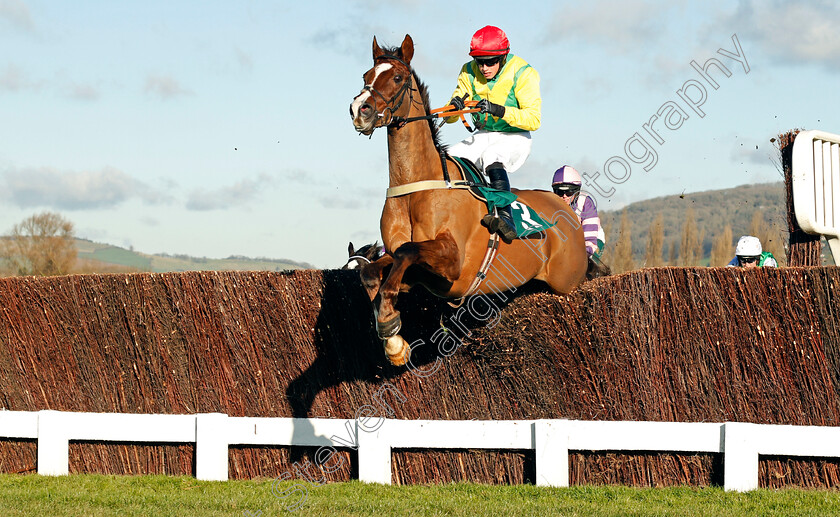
469, 26, 510, 57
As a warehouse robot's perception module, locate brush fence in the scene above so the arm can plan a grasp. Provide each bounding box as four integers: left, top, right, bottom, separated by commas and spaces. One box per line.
3, 410, 840, 491
2, 268, 840, 486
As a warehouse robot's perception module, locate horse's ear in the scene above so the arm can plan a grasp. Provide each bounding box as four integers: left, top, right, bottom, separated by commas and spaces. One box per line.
400, 34, 414, 63
348, 242, 355, 255
372, 36, 384, 60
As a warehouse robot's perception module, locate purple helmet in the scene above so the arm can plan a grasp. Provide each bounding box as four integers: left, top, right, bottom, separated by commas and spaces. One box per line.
552, 165, 582, 186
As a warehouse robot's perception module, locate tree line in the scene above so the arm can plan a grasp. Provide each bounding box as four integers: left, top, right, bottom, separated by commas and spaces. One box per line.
598, 182, 793, 273
0, 211, 138, 277
0, 212, 77, 276
601, 207, 788, 273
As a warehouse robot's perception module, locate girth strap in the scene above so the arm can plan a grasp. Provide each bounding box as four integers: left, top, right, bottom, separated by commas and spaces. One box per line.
385, 156, 487, 198
385, 180, 471, 198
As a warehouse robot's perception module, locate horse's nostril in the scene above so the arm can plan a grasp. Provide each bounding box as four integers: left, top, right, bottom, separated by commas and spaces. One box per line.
361, 104, 372, 115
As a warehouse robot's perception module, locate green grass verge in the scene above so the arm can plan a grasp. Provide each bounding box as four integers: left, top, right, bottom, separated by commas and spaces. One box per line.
78, 246, 153, 270
1, 475, 839, 516
147, 255, 302, 273
73, 239, 307, 273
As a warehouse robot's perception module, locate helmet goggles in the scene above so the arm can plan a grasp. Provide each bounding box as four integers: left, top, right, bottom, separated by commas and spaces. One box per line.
553, 182, 581, 197
474, 55, 503, 67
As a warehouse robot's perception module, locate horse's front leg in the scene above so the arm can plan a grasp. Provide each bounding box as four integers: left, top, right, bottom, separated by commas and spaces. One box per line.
377, 233, 460, 366
359, 254, 394, 303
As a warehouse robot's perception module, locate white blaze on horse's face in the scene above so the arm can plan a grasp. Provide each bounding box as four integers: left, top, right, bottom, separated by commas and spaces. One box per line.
350, 63, 393, 134
342, 256, 363, 270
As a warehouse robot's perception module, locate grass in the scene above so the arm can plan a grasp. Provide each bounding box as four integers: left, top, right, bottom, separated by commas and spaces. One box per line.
0, 475, 839, 516
73, 239, 308, 273
148, 255, 303, 273
79, 246, 153, 270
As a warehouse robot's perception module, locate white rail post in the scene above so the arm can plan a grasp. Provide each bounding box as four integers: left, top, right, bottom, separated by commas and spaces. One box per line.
723, 422, 759, 492
357, 419, 392, 484
195, 413, 229, 481
534, 419, 569, 487
37, 410, 70, 476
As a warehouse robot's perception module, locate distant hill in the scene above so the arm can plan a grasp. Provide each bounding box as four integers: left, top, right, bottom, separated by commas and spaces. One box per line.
599, 182, 787, 265
74, 239, 314, 273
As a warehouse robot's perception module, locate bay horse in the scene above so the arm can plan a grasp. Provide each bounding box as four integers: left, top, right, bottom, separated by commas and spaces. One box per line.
349, 34, 588, 366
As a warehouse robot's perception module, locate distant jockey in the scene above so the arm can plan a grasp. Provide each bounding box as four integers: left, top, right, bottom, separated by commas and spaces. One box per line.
726, 235, 778, 268
552, 165, 605, 259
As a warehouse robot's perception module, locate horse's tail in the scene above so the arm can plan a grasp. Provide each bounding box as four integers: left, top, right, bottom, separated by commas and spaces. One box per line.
586, 256, 611, 280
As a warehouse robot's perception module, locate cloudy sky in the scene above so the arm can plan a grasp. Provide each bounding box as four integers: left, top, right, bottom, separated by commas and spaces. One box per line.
2, 0, 838, 267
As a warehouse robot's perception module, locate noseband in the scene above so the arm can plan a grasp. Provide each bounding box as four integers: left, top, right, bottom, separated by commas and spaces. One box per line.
360, 56, 415, 131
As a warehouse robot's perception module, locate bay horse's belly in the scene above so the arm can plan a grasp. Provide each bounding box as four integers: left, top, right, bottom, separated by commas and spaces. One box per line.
380, 189, 588, 299
462, 189, 587, 296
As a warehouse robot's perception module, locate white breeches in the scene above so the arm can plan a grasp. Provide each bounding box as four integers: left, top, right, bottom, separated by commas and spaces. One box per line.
448, 130, 532, 173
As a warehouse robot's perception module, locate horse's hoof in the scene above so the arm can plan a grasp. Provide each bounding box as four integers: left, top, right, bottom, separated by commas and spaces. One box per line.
383, 335, 410, 366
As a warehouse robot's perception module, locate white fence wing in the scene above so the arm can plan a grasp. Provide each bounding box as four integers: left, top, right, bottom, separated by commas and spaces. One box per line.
792, 129, 840, 260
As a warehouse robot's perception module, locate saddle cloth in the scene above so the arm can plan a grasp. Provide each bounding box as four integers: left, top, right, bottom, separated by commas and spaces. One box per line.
451, 157, 556, 238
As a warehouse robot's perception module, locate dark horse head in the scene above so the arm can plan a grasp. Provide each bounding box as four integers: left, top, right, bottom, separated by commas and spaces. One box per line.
341, 241, 384, 270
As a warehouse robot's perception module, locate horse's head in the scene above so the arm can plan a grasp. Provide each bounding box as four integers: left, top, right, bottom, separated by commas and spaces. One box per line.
342, 241, 384, 270
350, 34, 415, 136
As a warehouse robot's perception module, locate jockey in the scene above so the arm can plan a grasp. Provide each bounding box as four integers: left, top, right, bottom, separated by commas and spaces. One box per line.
552, 165, 605, 259
726, 235, 778, 268
446, 25, 541, 244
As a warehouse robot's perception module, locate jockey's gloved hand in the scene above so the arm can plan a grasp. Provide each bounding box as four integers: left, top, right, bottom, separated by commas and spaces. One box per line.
476, 99, 505, 118
449, 95, 466, 111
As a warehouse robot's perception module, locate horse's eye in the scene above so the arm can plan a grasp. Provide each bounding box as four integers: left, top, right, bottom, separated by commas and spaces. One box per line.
394, 75, 402, 83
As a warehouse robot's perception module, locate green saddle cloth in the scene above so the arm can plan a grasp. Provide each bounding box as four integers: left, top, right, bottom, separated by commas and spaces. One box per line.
478, 187, 556, 238
453, 157, 555, 238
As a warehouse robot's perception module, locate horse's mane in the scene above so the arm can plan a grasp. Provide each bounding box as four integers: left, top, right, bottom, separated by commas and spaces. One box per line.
357, 241, 383, 260
379, 47, 447, 152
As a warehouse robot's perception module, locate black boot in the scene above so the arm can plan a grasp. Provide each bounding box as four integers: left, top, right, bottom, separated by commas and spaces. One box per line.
481, 167, 518, 243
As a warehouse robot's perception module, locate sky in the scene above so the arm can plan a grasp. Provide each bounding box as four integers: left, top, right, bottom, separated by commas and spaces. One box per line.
1, 0, 839, 268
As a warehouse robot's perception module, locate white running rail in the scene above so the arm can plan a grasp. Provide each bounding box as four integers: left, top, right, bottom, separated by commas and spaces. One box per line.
3, 410, 840, 492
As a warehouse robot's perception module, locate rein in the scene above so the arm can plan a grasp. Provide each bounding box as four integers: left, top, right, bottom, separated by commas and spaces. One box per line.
391, 101, 481, 132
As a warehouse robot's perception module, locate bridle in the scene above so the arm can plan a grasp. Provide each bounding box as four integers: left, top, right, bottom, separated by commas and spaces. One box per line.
342, 255, 372, 270
357, 55, 481, 137
359, 55, 417, 132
